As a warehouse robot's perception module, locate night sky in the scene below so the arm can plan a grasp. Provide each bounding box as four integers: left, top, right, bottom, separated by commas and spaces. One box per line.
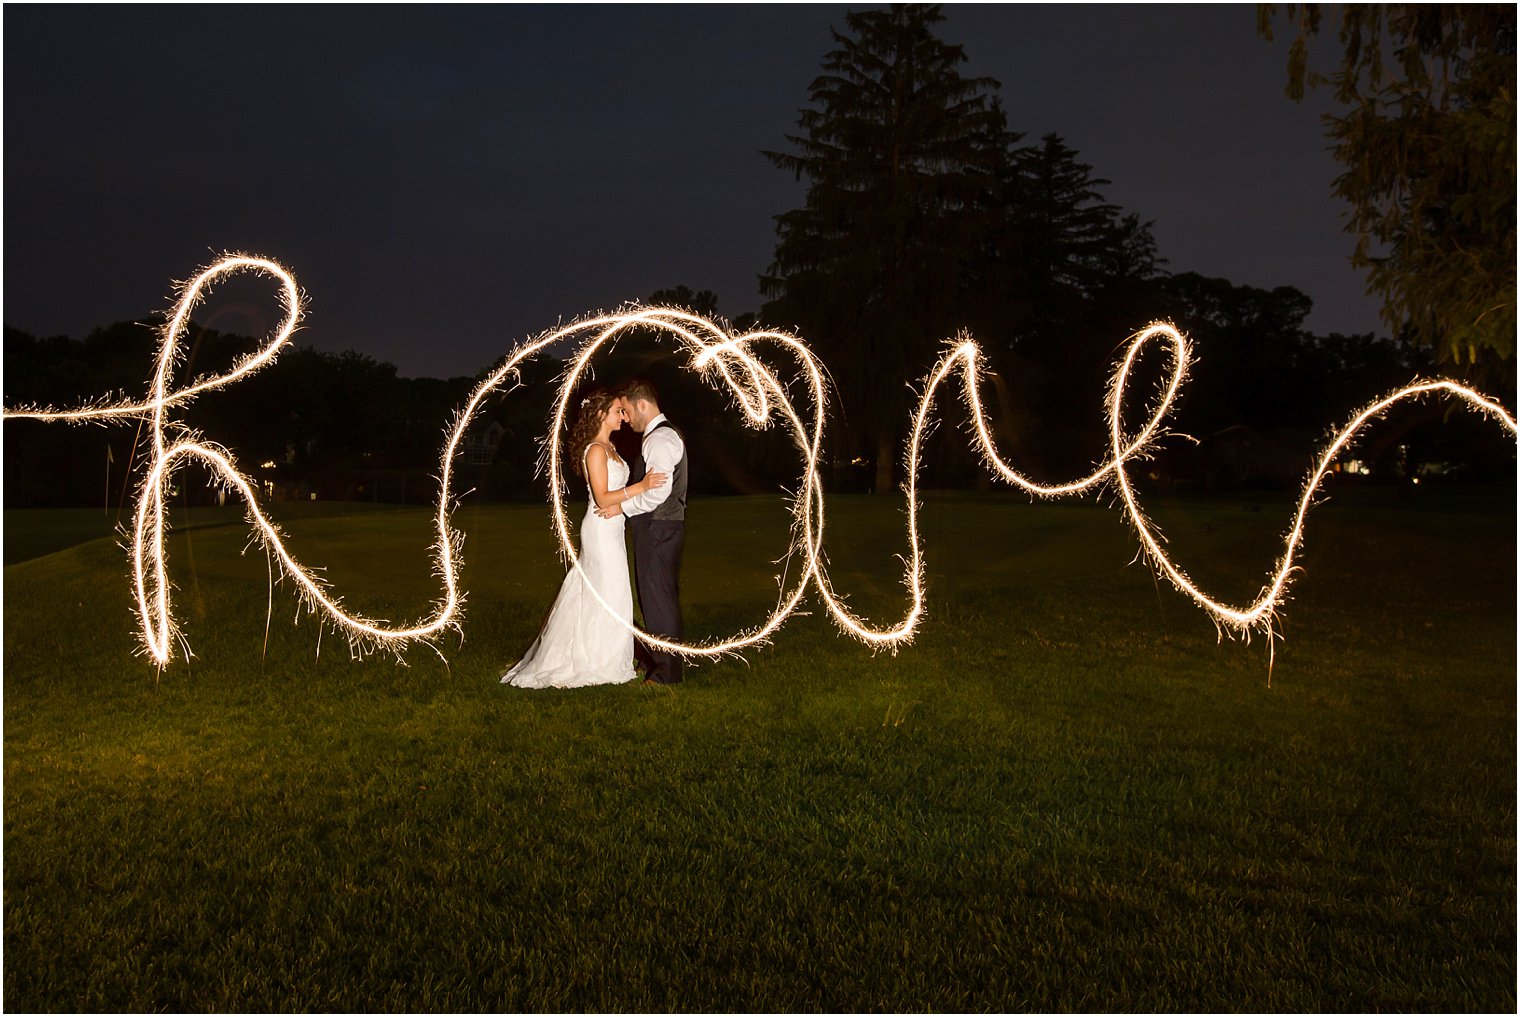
4, 5, 1379, 380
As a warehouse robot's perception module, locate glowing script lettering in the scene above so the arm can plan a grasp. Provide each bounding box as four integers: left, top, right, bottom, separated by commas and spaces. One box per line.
4, 254, 1516, 667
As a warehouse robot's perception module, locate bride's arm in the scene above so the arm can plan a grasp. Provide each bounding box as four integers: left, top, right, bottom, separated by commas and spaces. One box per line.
587, 445, 617, 511
587, 445, 666, 511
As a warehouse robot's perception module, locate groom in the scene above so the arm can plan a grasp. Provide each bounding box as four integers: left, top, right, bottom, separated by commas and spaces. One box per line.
602, 378, 687, 685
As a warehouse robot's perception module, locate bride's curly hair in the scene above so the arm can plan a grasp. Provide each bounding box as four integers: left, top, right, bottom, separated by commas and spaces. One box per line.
567, 385, 618, 479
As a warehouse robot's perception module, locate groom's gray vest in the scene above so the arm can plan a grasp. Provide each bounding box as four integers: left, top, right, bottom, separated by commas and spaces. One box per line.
630, 419, 687, 523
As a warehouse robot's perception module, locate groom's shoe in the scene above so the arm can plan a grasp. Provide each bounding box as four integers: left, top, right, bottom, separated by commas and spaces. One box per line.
642, 674, 681, 686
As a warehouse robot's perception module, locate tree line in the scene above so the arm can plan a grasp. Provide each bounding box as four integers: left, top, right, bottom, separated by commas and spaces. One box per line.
755, 4, 1513, 492
5, 4, 1512, 507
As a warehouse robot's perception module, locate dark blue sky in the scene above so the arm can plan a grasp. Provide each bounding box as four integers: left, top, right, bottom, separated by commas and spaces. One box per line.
4, 5, 1378, 379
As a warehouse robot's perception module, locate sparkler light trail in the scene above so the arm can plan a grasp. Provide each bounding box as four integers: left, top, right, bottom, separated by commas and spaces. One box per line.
4, 254, 1516, 667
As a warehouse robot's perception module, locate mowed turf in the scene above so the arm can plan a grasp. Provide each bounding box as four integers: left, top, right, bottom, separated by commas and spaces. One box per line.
4, 488, 1515, 1011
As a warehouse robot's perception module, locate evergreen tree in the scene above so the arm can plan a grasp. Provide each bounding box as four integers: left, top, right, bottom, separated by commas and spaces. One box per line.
998, 135, 1164, 351
963, 134, 1163, 475
760, 3, 1005, 492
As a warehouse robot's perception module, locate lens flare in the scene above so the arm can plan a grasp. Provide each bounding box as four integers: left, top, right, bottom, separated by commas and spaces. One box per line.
4, 254, 1515, 667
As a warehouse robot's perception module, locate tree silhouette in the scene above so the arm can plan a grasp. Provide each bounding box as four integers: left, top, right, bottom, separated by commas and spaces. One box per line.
647, 285, 721, 319
1002, 133, 1162, 355
1261, 4, 1516, 369
950, 132, 1166, 477
761, 3, 1005, 493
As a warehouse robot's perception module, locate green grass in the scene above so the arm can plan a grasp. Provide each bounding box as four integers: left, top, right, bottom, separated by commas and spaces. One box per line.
1, 500, 418, 566
5, 489, 1515, 1011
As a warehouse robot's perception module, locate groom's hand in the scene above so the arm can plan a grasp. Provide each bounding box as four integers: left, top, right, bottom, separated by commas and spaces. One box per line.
596, 503, 623, 519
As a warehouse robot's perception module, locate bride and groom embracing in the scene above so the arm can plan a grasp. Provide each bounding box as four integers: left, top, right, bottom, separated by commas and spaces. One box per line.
502, 378, 687, 689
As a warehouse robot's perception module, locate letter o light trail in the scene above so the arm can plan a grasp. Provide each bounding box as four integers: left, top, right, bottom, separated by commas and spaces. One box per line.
3, 254, 1515, 669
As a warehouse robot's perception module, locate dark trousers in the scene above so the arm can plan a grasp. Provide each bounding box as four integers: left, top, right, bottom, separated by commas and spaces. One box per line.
630, 518, 685, 683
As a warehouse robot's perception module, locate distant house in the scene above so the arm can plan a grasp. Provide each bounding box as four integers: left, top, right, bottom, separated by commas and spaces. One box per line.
462, 420, 506, 466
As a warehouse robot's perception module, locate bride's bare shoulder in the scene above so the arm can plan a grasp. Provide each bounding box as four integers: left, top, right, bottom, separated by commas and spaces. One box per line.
586, 440, 623, 464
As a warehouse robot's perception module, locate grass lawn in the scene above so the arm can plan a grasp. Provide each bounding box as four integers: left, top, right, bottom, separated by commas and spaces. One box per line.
4, 486, 1515, 1011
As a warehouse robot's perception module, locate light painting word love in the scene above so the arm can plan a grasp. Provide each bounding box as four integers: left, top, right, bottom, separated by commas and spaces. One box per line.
4, 254, 1516, 668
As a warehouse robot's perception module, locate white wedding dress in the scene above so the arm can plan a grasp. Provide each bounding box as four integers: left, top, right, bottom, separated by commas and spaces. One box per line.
502, 450, 636, 688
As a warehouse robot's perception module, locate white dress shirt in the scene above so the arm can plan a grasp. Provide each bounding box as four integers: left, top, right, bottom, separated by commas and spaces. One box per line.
621, 413, 684, 517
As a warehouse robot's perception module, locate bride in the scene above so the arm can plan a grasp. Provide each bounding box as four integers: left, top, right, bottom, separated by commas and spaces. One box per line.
502, 386, 666, 688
